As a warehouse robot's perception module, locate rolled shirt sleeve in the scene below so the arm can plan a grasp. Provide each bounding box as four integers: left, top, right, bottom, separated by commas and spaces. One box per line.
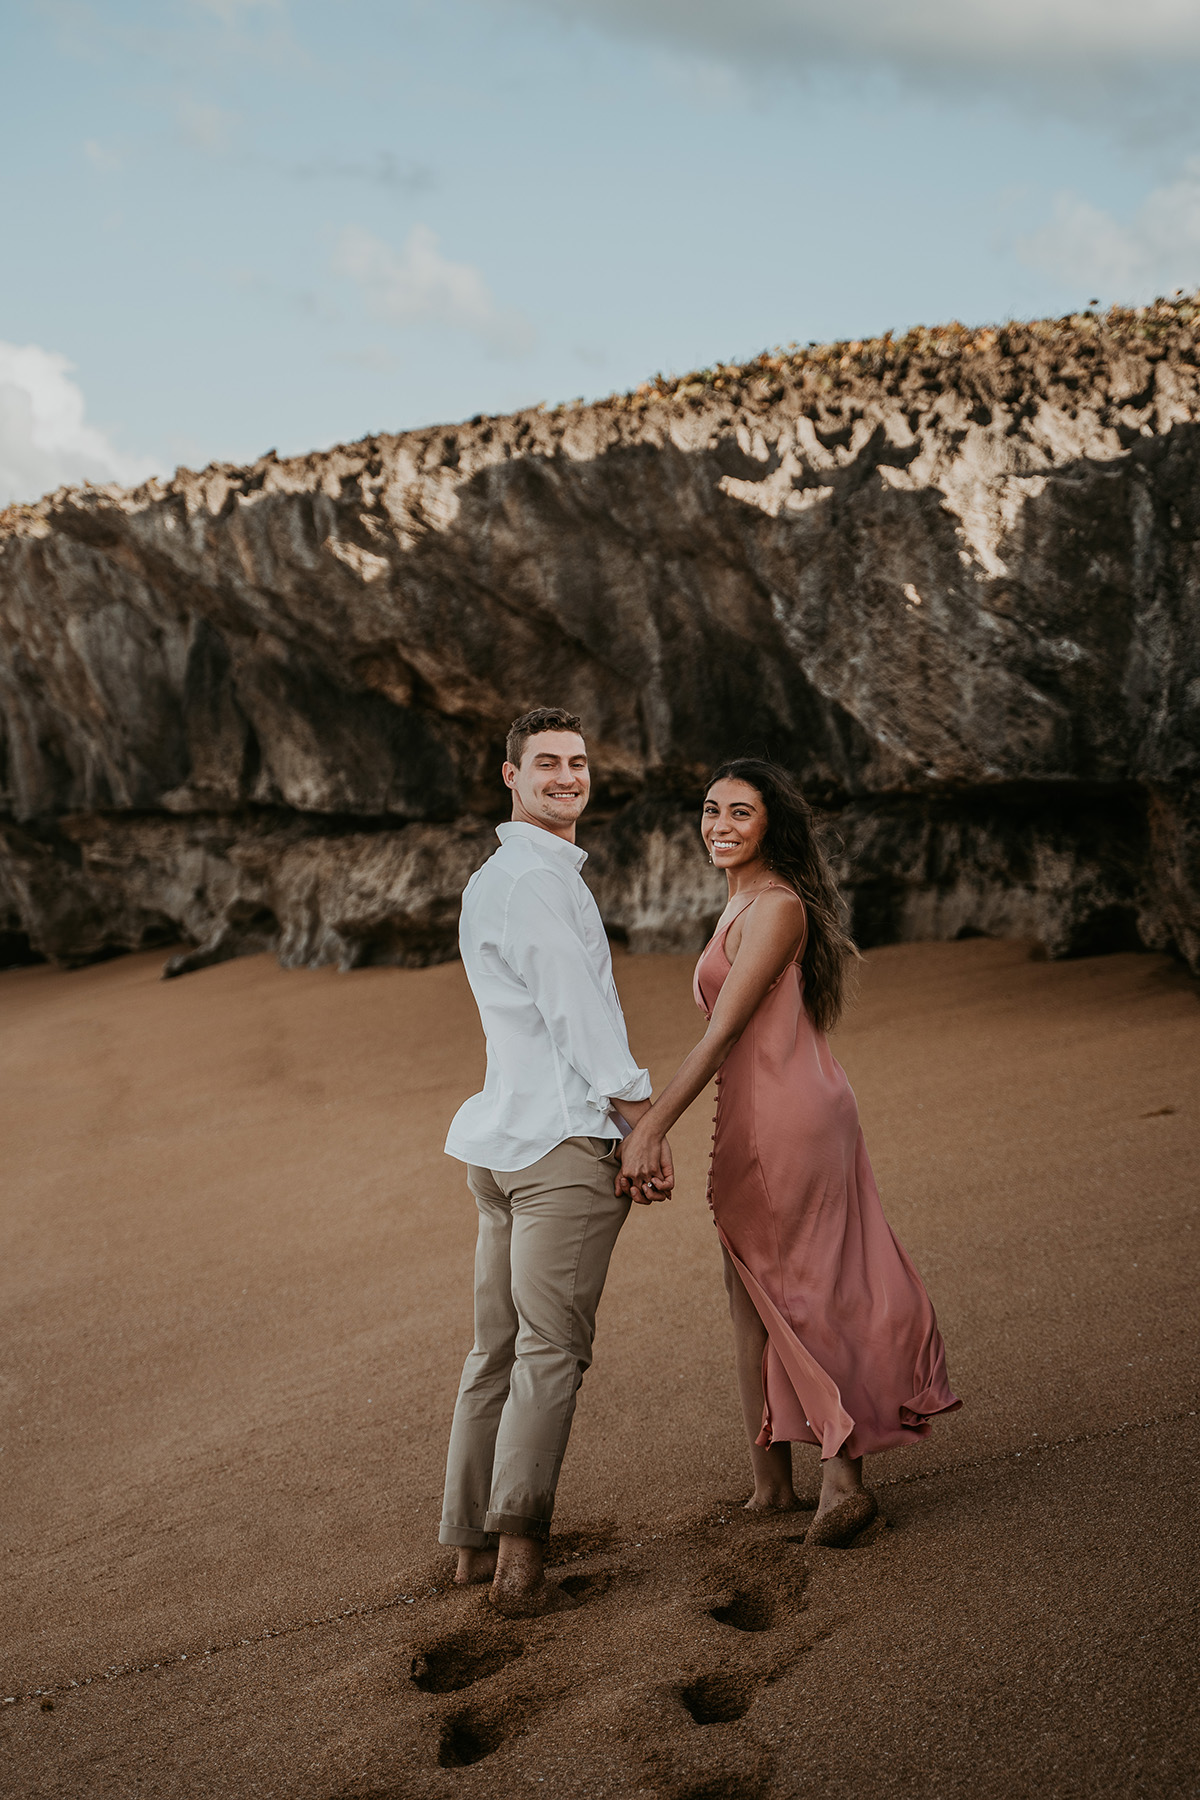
501, 867, 651, 1114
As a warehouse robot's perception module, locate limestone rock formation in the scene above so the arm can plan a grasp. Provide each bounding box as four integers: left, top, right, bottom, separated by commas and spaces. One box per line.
2, 298, 1198, 976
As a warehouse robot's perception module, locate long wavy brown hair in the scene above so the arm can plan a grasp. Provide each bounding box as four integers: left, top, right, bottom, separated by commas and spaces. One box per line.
706, 758, 859, 1033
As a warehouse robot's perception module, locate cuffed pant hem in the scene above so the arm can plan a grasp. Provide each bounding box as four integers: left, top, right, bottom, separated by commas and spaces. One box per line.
438, 1523, 499, 1549
484, 1509, 551, 1541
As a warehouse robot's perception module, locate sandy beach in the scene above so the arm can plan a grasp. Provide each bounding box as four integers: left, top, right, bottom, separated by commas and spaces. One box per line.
1, 937, 1196, 1799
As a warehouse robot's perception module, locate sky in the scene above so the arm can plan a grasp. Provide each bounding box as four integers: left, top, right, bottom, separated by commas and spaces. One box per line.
2, 0, 1200, 505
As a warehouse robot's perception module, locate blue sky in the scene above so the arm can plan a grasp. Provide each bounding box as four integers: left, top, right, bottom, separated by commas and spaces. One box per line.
3, 0, 1200, 503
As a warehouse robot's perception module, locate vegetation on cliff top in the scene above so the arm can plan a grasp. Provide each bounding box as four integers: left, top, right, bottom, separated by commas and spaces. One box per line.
592, 291, 1200, 415
3, 293, 1199, 531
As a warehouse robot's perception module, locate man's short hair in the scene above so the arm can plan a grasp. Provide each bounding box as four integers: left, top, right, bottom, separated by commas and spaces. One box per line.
505, 706, 585, 768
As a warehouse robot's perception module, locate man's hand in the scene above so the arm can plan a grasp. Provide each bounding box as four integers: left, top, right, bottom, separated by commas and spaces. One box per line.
615, 1119, 674, 1205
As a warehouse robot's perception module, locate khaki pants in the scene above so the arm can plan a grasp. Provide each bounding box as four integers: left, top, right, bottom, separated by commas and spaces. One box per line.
439, 1136, 630, 1546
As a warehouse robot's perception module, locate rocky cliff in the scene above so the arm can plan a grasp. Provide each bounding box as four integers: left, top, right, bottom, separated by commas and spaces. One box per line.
2, 299, 1199, 978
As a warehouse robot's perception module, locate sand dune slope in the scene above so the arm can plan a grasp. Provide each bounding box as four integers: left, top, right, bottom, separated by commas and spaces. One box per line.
1, 940, 1196, 1798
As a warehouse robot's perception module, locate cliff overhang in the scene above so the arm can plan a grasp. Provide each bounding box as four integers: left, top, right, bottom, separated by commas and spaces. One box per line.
2, 298, 1199, 977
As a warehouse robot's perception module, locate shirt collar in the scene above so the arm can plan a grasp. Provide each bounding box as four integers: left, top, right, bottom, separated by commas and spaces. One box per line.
496, 820, 588, 872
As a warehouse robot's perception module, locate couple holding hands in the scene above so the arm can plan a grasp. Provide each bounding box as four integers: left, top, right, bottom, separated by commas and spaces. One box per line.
439, 707, 959, 1616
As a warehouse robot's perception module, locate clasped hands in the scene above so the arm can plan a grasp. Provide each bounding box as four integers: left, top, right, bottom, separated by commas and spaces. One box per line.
614, 1117, 674, 1205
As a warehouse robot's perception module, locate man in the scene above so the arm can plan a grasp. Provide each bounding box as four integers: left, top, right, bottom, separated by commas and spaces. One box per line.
440, 706, 672, 1615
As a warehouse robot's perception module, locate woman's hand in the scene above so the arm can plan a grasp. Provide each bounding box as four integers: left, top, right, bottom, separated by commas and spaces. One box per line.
616, 1119, 674, 1205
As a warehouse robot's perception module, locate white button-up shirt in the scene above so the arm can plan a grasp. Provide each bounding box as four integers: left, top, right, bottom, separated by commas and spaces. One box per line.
444, 821, 652, 1171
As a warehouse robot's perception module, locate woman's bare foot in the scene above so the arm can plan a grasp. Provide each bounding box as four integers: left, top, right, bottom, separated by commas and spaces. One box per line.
814, 1448, 864, 1516
806, 1490, 878, 1547
808, 1449, 876, 1546
742, 1439, 798, 1510
723, 1253, 803, 1513
744, 1483, 802, 1512
454, 1546, 498, 1586
487, 1532, 577, 1618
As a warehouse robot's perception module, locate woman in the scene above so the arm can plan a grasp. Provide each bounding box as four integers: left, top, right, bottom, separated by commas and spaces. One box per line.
618, 759, 960, 1546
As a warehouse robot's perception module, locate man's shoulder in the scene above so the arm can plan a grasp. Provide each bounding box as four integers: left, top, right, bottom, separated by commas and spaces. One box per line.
463, 838, 572, 913
493, 833, 583, 885
469, 835, 542, 890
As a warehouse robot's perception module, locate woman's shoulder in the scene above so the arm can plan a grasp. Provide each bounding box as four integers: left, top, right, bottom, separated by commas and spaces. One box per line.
726, 884, 806, 960
745, 887, 806, 946
752, 883, 806, 918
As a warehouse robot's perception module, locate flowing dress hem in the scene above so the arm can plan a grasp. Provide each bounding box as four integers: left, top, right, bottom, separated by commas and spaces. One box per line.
724, 1224, 962, 1460
719, 1225, 855, 1461
900, 1394, 963, 1427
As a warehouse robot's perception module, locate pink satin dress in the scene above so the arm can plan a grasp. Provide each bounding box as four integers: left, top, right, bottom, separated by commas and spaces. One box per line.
695, 886, 961, 1460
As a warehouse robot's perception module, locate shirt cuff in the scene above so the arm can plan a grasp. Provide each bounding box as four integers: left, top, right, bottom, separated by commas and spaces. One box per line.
588, 1067, 652, 1110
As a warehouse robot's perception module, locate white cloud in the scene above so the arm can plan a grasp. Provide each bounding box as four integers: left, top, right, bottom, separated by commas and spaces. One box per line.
1017, 158, 1200, 299
177, 96, 237, 153
333, 224, 535, 357
0, 342, 158, 509
187, 0, 284, 22
287, 152, 437, 195
230, 266, 342, 323
83, 137, 124, 172
508, 0, 1200, 70
491, 0, 1200, 128
332, 346, 400, 373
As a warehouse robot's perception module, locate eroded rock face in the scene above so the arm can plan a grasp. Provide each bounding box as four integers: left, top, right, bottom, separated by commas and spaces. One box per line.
1, 301, 1198, 975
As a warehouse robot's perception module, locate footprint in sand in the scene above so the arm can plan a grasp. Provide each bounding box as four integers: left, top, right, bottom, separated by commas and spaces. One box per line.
435, 1702, 519, 1768
678, 1670, 757, 1725
409, 1622, 523, 1694
545, 1522, 619, 1562
555, 1567, 615, 1601
706, 1585, 775, 1633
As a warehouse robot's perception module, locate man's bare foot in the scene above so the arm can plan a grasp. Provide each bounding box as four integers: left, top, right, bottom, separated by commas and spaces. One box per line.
454, 1547, 497, 1586
485, 1530, 576, 1618
489, 1575, 578, 1618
